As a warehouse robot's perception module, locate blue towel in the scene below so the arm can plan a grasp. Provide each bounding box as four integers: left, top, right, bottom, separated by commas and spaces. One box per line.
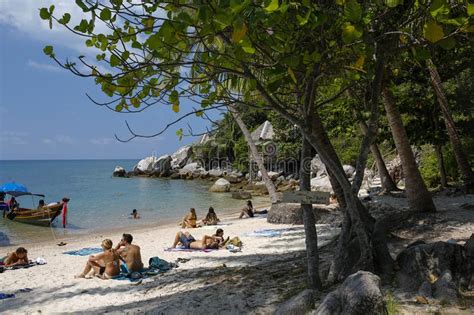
0, 293, 15, 300
113, 257, 175, 282
63, 248, 102, 256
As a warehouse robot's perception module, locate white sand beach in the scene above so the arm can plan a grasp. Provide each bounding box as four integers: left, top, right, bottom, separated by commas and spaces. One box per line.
0, 205, 339, 314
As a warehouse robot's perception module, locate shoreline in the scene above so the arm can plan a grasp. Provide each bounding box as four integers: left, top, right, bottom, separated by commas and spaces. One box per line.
1, 199, 272, 251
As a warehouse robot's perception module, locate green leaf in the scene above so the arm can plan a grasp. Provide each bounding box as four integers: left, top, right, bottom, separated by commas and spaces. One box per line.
115, 103, 123, 112
232, 23, 247, 43
342, 23, 362, 43
131, 98, 140, 108
75, 0, 89, 12
100, 8, 112, 21
438, 37, 456, 50
176, 128, 183, 140
344, 0, 362, 23
288, 67, 297, 84
423, 21, 444, 43
264, 0, 279, 12
39, 8, 50, 20
110, 54, 121, 67
468, 4, 474, 16
59, 13, 71, 25
385, 0, 403, 8
122, 51, 130, 60
43, 45, 54, 56
429, 0, 449, 18
172, 103, 180, 113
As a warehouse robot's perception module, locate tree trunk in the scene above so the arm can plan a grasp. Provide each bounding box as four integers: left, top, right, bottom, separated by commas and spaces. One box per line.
427, 59, 474, 189
358, 120, 399, 192
300, 137, 322, 290
382, 87, 436, 212
228, 105, 278, 203
434, 144, 448, 188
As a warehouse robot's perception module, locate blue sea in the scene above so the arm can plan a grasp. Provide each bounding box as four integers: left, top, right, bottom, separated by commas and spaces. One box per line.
0, 160, 265, 246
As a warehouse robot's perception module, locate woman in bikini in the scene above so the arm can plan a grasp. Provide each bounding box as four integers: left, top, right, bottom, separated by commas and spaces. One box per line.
179, 208, 198, 228
3, 247, 29, 267
201, 207, 220, 226
75, 239, 120, 279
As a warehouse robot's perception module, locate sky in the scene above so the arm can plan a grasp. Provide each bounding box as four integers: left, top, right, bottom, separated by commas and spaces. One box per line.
0, 0, 217, 160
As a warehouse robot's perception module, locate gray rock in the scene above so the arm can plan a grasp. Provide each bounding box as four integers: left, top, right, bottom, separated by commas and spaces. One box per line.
231, 191, 252, 200
137, 156, 158, 173
310, 176, 333, 193
152, 155, 172, 174
209, 178, 231, 193
113, 165, 126, 177
225, 174, 242, 184
464, 233, 474, 257
314, 271, 385, 315
171, 145, 192, 169
209, 169, 224, 178
170, 172, 180, 179
275, 289, 315, 315
311, 155, 327, 178
267, 171, 280, 181
343, 165, 355, 178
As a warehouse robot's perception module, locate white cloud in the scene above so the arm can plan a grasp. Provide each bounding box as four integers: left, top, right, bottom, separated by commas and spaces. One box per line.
41, 135, 74, 145
0, 131, 29, 145
27, 59, 62, 72
90, 137, 115, 145
0, 0, 109, 53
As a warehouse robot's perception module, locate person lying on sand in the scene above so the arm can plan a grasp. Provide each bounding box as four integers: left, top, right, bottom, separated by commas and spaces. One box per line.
171, 229, 226, 250
75, 239, 120, 279
201, 207, 220, 225
3, 247, 29, 267
179, 208, 198, 228
115, 233, 144, 273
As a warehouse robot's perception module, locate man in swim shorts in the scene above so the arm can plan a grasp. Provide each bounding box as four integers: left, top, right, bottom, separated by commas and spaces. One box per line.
171, 229, 225, 250
115, 233, 144, 272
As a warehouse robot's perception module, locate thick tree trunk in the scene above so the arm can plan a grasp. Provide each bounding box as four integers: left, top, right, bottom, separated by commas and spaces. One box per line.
434, 144, 448, 188
358, 121, 399, 192
300, 137, 322, 290
427, 59, 474, 189
228, 105, 278, 203
382, 87, 436, 212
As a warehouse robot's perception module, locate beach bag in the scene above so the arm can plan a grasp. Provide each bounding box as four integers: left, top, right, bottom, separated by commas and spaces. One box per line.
225, 237, 242, 248
148, 256, 172, 273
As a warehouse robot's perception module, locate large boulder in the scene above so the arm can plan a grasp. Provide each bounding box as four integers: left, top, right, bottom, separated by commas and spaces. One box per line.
395, 240, 472, 299
171, 145, 192, 169
314, 271, 385, 315
209, 169, 224, 178
137, 156, 159, 173
209, 178, 231, 192
225, 174, 242, 184
245, 181, 268, 194
231, 191, 252, 200
268, 203, 305, 224
311, 155, 327, 178
275, 289, 316, 315
113, 165, 126, 177
343, 165, 355, 179
310, 175, 333, 193
179, 162, 200, 175
152, 155, 172, 174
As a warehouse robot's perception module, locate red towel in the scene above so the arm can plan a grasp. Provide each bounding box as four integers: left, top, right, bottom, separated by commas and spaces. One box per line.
62, 202, 68, 228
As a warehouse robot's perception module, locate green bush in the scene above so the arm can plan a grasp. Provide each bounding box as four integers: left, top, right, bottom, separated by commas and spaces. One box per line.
419, 145, 441, 188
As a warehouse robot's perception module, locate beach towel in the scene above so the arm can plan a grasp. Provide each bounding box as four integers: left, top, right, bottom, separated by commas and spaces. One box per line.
0, 293, 15, 300
242, 228, 298, 238
164, 246, 216, 253
63, 247, 102, 256
113, 257, 176, 282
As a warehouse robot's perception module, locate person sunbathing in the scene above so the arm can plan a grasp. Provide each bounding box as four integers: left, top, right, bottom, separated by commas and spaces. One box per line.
179, 208, 198, 228
171, 229, 225, 250
76, 239, 120, 279
4, 247, 29, 267
201, 207, 220, 225
115, 233, 143, 273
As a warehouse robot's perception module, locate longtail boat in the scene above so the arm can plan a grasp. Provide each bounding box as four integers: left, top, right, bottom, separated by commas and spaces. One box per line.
1, 182, 68, 227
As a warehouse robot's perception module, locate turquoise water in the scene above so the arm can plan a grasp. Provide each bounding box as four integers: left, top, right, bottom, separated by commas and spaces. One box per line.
0, 160, 263, 246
